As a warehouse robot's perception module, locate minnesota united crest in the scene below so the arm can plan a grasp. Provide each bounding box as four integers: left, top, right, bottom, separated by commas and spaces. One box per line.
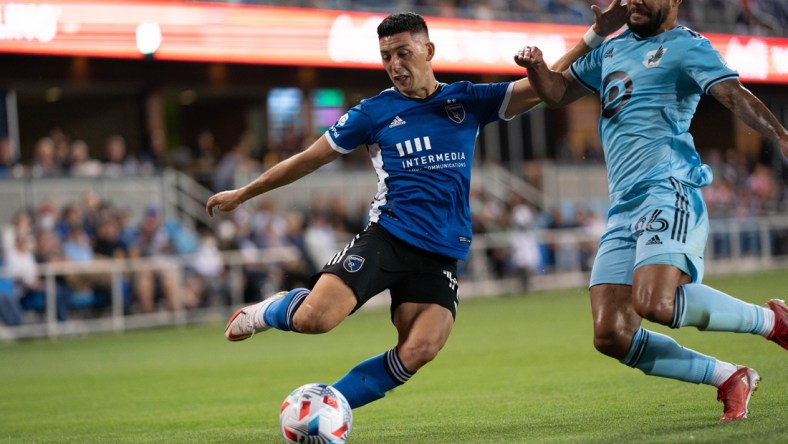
445, 100, 465, 124
643, 45, 667, 68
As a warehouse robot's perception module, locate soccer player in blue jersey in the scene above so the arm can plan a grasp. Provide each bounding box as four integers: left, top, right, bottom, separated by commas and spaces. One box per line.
515, 0, 788, 423
206, 6, 627, 410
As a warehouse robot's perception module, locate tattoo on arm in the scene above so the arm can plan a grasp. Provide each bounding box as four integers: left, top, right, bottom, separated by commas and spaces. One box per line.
711, 80, 786, 146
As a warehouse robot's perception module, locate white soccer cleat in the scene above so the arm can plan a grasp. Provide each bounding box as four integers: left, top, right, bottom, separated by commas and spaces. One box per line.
224, 291, 287, 342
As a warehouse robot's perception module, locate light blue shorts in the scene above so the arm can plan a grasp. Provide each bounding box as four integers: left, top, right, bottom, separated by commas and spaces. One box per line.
589, 178, 707, 287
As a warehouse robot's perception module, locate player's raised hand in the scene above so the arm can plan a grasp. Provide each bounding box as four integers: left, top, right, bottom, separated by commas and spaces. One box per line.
593, 0, 628, 37
513, 46, 545, 71
206, 189, 242, 217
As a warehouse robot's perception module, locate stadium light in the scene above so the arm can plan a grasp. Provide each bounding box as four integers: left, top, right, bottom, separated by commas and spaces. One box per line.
135, 22, 161, 57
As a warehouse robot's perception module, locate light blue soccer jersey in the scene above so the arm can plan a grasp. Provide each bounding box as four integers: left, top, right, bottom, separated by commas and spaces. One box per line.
569, 26, 738, 205
325, 81, 513, 260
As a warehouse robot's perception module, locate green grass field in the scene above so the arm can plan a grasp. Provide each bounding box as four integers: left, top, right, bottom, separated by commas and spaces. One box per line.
1, 270, 786, 443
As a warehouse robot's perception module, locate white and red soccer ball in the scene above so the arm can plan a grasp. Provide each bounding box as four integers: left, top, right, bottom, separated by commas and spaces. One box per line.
279, 383, 352, 444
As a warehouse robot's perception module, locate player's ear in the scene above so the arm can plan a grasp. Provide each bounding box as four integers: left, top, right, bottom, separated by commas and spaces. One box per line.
425, 41, 435, 61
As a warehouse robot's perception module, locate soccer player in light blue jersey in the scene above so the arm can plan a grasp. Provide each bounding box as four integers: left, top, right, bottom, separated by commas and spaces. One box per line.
516, 0, 788, 423
206, 6, 627, 412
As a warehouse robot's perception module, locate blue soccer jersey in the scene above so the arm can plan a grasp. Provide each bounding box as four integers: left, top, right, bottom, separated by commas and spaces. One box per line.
569, 26, 738, 205
325, 81, 513, 260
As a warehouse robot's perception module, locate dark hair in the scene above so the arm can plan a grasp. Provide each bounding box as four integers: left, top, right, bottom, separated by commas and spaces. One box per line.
377, 12, 429, 39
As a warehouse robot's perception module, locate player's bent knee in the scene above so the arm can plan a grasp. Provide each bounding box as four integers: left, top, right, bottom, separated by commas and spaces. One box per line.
593, 331, 630, 360
632, 287, 673, 324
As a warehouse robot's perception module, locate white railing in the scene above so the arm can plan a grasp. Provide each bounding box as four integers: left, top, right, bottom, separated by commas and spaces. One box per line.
1, 246, 301, 340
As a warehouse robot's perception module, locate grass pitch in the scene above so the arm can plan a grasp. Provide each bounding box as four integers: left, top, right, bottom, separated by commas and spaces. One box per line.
1, 270, 786, 443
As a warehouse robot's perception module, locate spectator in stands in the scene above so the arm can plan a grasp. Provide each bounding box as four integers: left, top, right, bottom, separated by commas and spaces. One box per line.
54, 203, 84, 241
278, 210, 314, 290
79, 190, 107, 239
747, 162, 780, 215
0, 136, 23, 179
303, 208, 336, 271
0, 234, 34, 325
212, 131, 261, 192
2, 228, 68, 324
139, 129, 171, 175
91, 214, 133, 309
185, 230, 226, 307
33, 199, 59, 236
29, 137, 62, 178
68, 139, 103, 177
49, 127, 71, 171
94, 215, 129, 260
179, 129, 220, 189
508, 194, 541, 286
60, 223, 108, 305
0, 257, 19, 325
102, 134, 138, 177
127, 207, 198, 312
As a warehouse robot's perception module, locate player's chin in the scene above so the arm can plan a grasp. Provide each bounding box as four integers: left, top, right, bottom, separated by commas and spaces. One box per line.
392, 77, 409, 88
628, 12, 649, 24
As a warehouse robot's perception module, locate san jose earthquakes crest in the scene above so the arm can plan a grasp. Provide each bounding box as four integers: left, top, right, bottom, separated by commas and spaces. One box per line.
445, 101, 465, 123
343, 255, 365, 272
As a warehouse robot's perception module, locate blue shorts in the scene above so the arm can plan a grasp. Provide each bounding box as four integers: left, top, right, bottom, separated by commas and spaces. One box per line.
590, 178, 707, 287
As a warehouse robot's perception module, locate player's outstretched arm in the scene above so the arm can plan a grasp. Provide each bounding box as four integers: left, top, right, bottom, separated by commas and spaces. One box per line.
505, 0, 625, 117
205, 135, 342, 216
710, 79, 788, 159
551, 0, 627, 72
514, 46, 587, 108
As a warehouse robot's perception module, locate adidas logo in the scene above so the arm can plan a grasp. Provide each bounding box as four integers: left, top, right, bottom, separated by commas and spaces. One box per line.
646, 235, 662, 245
389, 116, 406, 128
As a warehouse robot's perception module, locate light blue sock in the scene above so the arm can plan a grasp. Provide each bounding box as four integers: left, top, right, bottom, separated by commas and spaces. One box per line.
261, 288, 310, 332
672, 284, 769, 334
621, 328, 716, 385
332, 348, 413, 409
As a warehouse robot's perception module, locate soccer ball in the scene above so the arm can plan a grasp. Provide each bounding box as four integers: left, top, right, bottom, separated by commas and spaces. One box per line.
279, 383, 352, 444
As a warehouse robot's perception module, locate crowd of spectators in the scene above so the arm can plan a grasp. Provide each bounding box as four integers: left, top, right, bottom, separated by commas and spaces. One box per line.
0, 131, 163, 181
0, 121, 785, 327
1, 142, 785, 326
203, 0, 788, 37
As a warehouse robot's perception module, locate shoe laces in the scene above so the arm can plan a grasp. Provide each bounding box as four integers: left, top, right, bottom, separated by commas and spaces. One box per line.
244, 309, 258, 333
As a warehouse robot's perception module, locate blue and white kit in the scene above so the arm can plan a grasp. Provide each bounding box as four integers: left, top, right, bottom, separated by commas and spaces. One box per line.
325, 81, 514, 260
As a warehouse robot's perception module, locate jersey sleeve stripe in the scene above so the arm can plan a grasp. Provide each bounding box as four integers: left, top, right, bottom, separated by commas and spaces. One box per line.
498, 82, 515, 121
324, 132, 354, 154
702, 73, 739, 95
570, 65, 598, 93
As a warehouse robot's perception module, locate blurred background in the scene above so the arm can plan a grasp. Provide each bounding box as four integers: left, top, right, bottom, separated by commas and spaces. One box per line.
0, 0, 786, 340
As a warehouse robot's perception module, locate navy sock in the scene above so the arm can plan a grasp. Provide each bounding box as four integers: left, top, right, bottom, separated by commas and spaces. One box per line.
261, 288, 309, 332
332, 348, 413, 409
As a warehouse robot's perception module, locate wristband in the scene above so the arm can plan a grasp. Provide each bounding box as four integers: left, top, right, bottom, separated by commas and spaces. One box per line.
583, 27, 605, 48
